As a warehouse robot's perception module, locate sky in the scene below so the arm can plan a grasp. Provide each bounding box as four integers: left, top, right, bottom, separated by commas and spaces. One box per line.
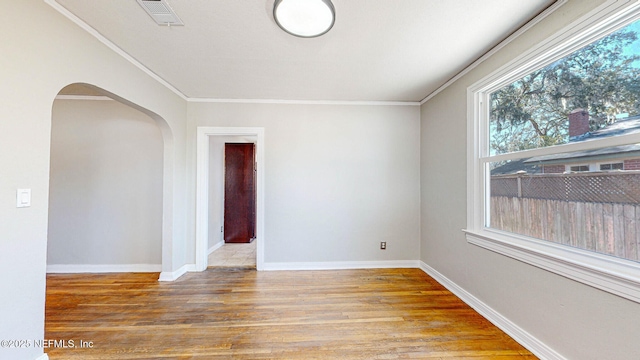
622, 20, 640, 66
488, 17, 640, 156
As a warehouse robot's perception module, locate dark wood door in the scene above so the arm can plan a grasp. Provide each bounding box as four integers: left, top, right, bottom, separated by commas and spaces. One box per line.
224, 143, 256, 243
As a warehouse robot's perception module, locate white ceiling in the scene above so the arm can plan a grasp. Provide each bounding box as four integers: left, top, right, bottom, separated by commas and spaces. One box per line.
53, 0, 554, 102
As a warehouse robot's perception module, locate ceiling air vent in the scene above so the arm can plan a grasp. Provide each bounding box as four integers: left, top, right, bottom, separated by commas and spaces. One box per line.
136, 0, 184, 26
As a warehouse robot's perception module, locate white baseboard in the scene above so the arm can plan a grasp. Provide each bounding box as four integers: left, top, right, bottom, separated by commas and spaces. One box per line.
35, 353, 49, 360
158, 264, 197, 282
208, 240, 224, 255
418, 261, 565, 360
263, 260, 420, 271
47, 264, 161, 273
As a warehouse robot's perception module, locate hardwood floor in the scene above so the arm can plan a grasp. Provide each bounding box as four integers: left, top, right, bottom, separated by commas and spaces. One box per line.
45, 268, 536, 359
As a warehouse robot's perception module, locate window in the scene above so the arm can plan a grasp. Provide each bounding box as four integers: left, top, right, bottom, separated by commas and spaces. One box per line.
600, 162, 624, 171
569, 165, 590, 172
467, 2, 640, 303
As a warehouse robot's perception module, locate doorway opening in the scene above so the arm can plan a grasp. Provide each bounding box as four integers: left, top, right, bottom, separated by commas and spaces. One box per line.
207, 240, 257, 269
223, 143, 256, 244
195, 127, 265, 271
207, 137, 257, 269
47, 83, 174, 276
48, 84, 163, 272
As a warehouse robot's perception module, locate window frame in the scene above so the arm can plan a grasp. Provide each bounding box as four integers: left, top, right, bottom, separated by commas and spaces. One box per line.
568, 164, 590, 172
599, 162, 624, 171
466, 0, 640, 304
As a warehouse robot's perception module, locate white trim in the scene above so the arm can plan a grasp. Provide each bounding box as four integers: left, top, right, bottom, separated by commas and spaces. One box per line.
419, 261, 567, 360
45, 0, 188, 100
567, 164, 591, 172
158, 264, 196, 282
46, 264, 161, 273
484, 131, 640, 163
465, 230, 640, 303
196, 127, 265, 271
54, 95, 113, 101
34, 353, 49, 360
472, 0, 640, 99
420, 0, 568, 104
46, 1, 418, 107
189, 98, 419, 106
208, 240, 225, 255
467, 0, 640, 304
263, 260, 420, 271
596, 160, 625, 170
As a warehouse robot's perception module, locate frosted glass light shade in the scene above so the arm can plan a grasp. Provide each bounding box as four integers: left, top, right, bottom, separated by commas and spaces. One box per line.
273, 0, 335, 38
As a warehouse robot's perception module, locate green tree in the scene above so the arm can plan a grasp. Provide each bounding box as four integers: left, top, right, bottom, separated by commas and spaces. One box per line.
490, 26, 640, 155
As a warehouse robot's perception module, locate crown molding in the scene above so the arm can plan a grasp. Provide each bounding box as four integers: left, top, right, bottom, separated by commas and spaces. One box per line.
420, 0, 568, 105
47, 0, 557, 107
45, 0, 188, 101
46, 0, 419, 107
188, 98, 420, 106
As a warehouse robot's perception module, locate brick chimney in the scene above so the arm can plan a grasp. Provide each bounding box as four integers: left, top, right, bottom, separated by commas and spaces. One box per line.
568, 109, 590, 139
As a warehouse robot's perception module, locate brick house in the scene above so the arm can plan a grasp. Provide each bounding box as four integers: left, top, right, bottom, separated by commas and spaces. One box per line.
492, 109, 640, 175
526, 109, 640, 173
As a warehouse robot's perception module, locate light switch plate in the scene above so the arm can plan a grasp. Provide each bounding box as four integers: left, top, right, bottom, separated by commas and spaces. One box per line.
17, 189, 31, 208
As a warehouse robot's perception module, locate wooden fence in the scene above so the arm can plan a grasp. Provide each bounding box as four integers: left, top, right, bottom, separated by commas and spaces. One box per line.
490, 196, 640, 261
491, 171, 640, 204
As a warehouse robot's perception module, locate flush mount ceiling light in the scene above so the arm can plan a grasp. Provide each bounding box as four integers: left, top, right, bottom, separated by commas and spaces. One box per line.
273, 0, 335, 38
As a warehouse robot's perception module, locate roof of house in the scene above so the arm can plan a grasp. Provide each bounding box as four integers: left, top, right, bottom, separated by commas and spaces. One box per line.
573, 115, 640, 141
490, 159, 541, 175
525, 144, 640, 165
524, 114, 640, 166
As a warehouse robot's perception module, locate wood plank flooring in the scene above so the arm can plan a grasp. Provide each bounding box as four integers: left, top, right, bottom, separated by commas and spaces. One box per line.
45, 268, 536, 359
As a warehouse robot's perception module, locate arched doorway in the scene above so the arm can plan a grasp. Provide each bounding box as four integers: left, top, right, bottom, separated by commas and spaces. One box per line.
47, 83, 172, 274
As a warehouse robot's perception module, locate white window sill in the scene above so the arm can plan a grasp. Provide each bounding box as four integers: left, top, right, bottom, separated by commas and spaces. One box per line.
464, 228, 640, 304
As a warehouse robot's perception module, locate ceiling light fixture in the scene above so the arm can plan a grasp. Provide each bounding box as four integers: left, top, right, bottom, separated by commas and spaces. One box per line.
273, 0, 335, 38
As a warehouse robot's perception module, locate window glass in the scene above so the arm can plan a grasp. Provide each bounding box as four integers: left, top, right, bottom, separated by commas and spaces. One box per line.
489, 19, 640, 156
600, 162, 624, 170
569, 165, 589, 172
489, 143, 640, 263
470, 5, 640, 302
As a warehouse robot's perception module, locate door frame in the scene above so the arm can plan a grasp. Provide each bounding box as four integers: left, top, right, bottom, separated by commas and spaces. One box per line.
196, 127, 265, 271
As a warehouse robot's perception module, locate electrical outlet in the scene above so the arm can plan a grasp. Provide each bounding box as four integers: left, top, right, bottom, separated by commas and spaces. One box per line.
380, 242, 386, 250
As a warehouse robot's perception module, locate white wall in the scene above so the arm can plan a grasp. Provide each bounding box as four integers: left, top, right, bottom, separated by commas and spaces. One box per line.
190, 103, 421, 266
420, 0, 640, 359
0, 1, 188, 359
10, 0, 639, 359
48, 99, 163, 269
